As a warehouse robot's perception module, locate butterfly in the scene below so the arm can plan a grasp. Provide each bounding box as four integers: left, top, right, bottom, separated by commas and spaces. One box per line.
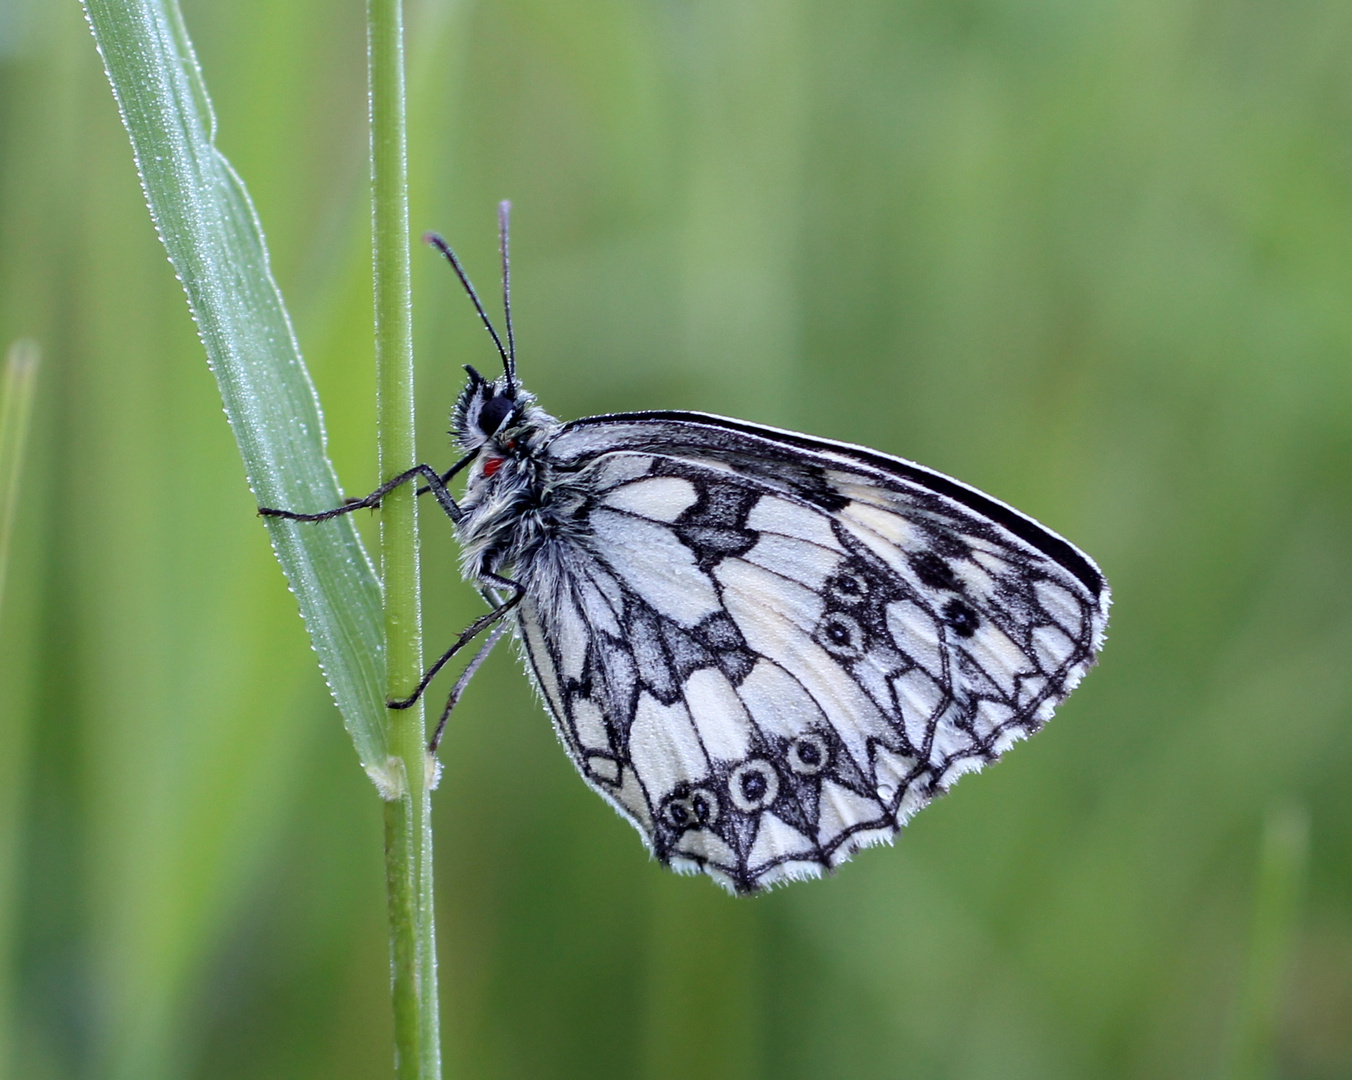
262, 203, 1110, 894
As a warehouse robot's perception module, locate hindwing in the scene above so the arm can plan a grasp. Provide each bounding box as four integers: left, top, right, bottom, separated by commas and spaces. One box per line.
514, 413, 1109, 893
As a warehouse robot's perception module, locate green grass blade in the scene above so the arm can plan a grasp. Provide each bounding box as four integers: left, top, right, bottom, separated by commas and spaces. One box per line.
1226, 803, 1310, 1080
81, 0, 390, 778
0, 338, 38, 1080
0, 339, 39, 622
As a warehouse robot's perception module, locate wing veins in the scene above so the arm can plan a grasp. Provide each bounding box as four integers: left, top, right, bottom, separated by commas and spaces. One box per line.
557, 411, 1107, 597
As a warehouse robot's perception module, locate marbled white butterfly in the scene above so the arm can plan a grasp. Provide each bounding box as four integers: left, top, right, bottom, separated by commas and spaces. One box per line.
262, 204, 1110, 894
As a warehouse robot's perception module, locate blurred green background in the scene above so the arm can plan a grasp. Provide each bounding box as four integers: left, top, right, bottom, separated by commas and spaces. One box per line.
1, 0, 1351, 1077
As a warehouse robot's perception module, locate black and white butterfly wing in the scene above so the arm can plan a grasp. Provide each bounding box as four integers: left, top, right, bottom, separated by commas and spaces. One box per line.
514, 413, 1109, 893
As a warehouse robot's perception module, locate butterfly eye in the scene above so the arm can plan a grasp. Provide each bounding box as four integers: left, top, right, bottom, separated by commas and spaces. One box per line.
476, 393, 514, 436
828, 573, 869, 604
729, 761, 779, 812
942, 599, 980, 638
787, 734, 828, 775
816, 612, 864, 659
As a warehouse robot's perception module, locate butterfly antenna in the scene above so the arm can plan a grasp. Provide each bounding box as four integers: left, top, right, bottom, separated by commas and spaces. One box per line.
423, 231, 511, 374
498, 200, 517, 391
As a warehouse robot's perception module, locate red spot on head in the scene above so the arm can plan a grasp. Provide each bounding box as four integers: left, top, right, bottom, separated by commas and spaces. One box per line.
482, 456, 504, 478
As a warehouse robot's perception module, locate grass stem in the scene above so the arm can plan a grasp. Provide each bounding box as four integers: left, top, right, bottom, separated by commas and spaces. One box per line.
368, 0, 441, 1075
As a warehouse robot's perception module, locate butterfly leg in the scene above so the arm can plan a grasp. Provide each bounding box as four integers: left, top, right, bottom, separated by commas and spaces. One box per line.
427, 619, 510, 754
387, 573, 524, 711
257, 454, 474, 524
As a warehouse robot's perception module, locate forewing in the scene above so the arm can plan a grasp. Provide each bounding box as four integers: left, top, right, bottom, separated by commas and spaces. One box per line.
519, 416, 1108, 893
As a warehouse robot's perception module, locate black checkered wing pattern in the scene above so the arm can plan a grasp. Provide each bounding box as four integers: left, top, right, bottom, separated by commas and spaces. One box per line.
516, 413, 1109, 893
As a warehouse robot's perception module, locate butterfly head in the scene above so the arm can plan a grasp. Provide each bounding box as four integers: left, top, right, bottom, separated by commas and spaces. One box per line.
452, 364, 556, 461
452, 365, 520, 450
